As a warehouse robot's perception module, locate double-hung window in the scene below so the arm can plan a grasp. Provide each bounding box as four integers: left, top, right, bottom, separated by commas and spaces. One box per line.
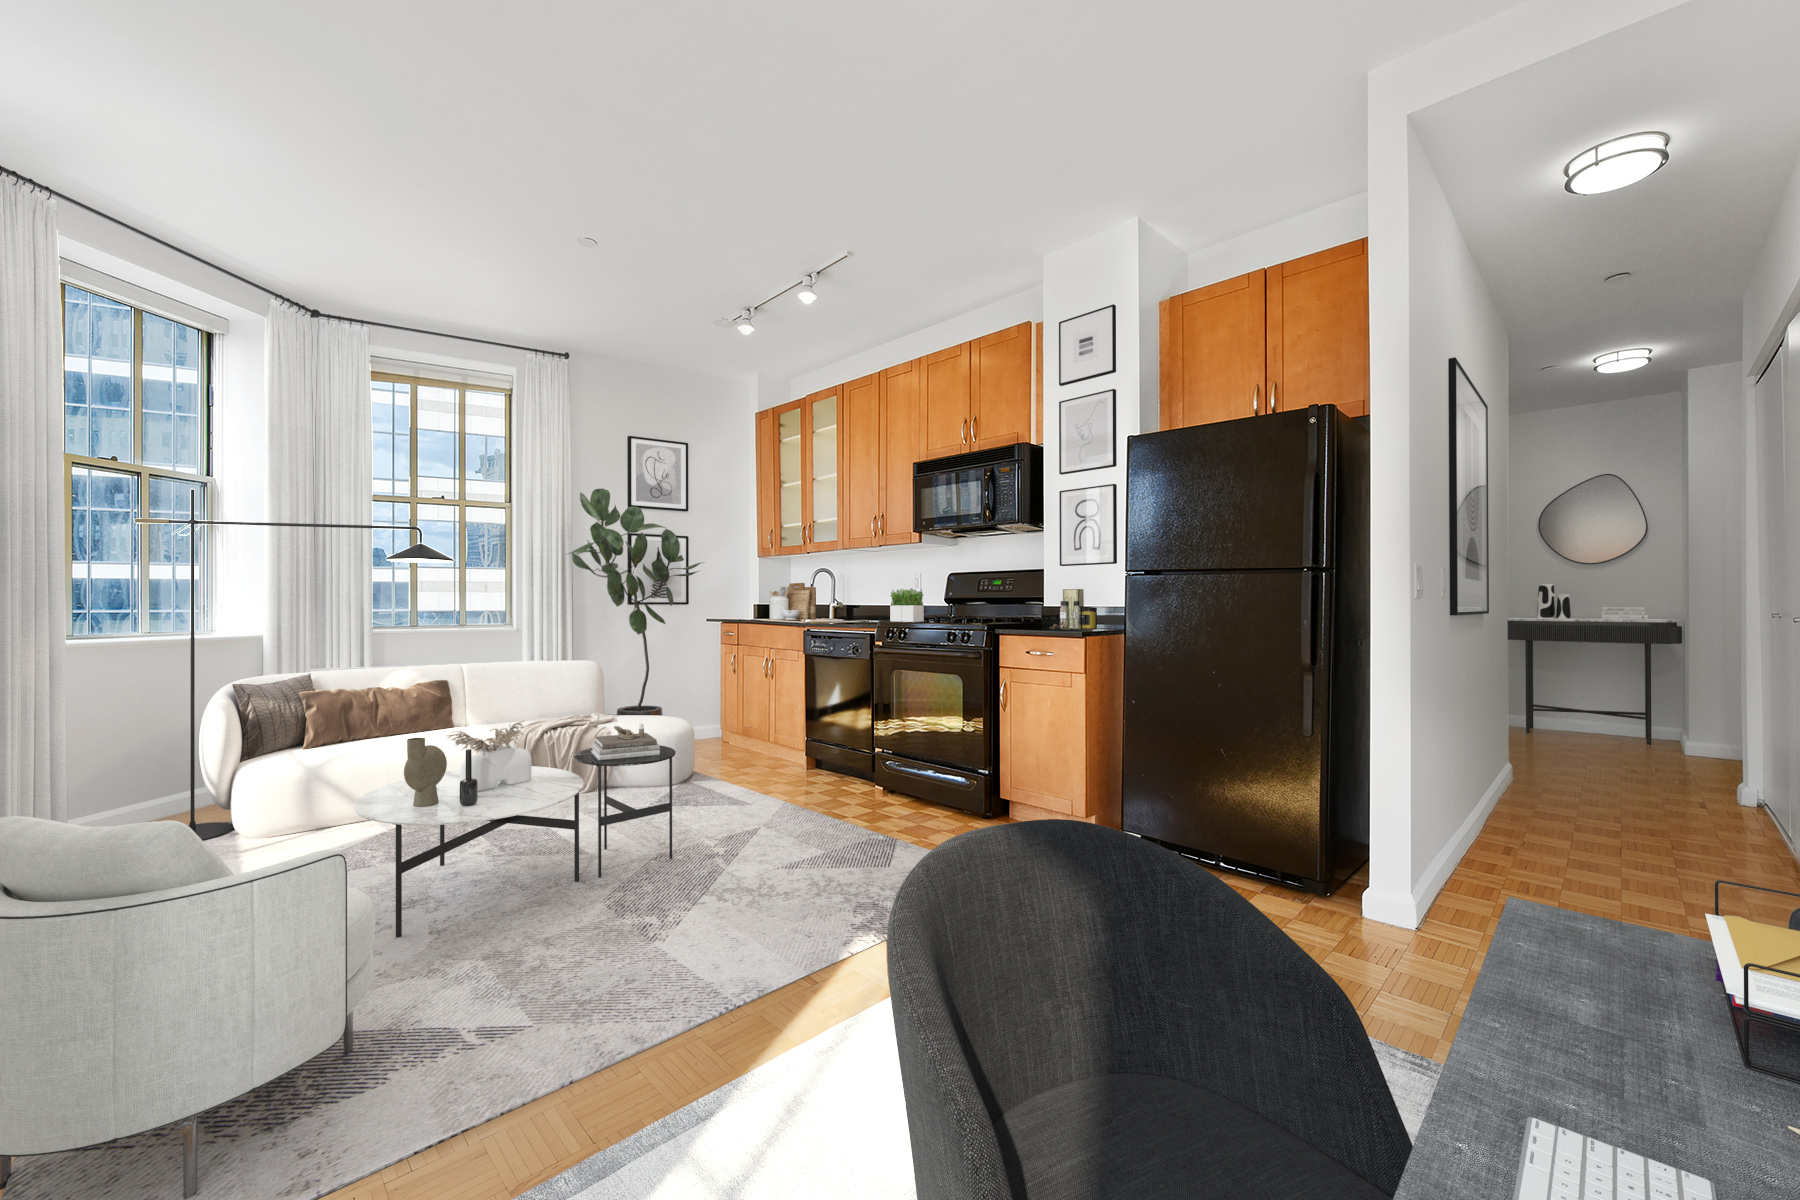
63, 284, 212, 637
371, 373, 511, 626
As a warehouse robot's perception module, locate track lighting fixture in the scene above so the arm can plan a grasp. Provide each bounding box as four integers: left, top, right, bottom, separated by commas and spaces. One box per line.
715, 252, 851, 333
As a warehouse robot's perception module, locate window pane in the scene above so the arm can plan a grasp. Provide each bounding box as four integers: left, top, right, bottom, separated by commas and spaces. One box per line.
464, 507, 507, 624
371, 499, 411, 626
146, 476, 206, 633
63, 286, 134, 461
416, 503, 459, 625
371, 379, 412, 496
464, 389, 506, 501
140, 313, 204, 473
417, 385, 458, 498
70, 465, 139, 636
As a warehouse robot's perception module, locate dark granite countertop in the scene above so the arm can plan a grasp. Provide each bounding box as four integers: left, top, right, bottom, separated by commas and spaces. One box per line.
997, 627, 1123, 638
709, 616, 1122, 636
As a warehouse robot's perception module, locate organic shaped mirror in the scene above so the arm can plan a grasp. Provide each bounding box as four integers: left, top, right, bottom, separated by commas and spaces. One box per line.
1538, 474, 1647, 564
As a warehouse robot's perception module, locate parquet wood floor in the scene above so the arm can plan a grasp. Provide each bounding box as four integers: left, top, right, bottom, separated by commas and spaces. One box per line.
280, 731, 1797, 1197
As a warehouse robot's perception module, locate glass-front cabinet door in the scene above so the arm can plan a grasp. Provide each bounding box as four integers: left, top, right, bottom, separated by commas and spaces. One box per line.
809, 389, 839, 550
777, 402, 804, 552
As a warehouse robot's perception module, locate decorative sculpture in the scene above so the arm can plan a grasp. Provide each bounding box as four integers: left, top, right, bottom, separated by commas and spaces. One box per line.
403, 738, 447, 806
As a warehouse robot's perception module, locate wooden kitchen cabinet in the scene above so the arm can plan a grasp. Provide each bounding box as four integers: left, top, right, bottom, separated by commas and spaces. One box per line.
770, 390, 842, 555
971, 322, 1034, 449
721, 623, 811, 764
1159, 238, 1368, 429
755, 410, 777, 557
841, 372, 882, 549
879, 358, 923, 545
922, 342, 972, 459
998, 634, 1122, 827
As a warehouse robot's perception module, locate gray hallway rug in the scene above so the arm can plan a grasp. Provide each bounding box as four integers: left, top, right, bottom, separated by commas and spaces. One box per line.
2, 774, 925, 1200
522, 999, 1443, 1199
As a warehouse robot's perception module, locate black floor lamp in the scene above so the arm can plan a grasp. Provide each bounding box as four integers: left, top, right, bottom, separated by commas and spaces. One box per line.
136, 497, 451, 840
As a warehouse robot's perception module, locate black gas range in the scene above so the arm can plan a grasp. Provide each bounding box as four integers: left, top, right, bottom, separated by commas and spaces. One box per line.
867, 569, 1051, 816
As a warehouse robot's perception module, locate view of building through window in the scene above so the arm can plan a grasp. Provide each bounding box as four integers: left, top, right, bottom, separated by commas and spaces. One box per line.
371, 374, 510, 626
63, 284, 210, 637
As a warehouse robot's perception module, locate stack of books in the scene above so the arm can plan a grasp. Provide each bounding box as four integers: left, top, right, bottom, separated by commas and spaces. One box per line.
1705, 911, 1800, 1021
585, 726, 661, 760
1600, 606, 1650, 621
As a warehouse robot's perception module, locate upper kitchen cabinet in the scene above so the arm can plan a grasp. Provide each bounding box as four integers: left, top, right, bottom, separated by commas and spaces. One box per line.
774, 400, 804, 553
922, 342, 972, 459
971, 322, 1035, 449
1159, 238, 1369, 429
755, 407, 777, 557
1160, 270, 1266, 429
765, 390, 841, 556
879, 359, 923, 546
1266, 239, 1368, 419
807, 387, 841, 551
841, 372, 882, 550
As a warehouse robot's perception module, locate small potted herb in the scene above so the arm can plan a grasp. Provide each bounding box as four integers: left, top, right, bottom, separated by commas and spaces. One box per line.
890, 587, 925, 622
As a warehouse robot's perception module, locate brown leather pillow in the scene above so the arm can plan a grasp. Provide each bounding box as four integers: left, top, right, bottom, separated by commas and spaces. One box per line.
300, 679, 453, 749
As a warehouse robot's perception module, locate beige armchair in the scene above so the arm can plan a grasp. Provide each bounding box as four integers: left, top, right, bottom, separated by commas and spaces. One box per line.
0, 825, 373, 1197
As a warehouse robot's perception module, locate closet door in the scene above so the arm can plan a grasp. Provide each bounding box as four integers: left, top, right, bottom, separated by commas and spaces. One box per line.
1784, 326, 1800, 846
1757, 349, 1792, 842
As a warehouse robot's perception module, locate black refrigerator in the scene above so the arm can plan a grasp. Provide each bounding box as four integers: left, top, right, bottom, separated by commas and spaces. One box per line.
1123, 405, 1369, 894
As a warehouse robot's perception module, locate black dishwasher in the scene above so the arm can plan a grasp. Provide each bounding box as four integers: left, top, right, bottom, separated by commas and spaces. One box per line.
805, 630, 874, 780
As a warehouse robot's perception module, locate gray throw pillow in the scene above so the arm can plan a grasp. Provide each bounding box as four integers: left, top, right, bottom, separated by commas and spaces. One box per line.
234, 673, 313, 759
0, 817, 232, 902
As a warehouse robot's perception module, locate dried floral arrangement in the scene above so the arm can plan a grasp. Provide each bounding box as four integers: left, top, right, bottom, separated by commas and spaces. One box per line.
448, 723, 524, 753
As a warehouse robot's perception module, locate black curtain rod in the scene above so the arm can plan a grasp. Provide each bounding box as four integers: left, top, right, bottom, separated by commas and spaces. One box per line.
3, 163, 571, 361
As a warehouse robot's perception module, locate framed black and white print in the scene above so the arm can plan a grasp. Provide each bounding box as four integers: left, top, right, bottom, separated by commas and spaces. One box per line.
1059, 390, 1115, 474
643, 536, 689, 605
627, 436, 688, 511
1449, 359, 1489, 615
1059, 484, 1115, 566
1058, 305, 1116, 385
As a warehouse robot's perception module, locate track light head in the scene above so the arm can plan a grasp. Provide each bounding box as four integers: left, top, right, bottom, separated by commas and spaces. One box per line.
735, 310, 756, 335
796, 274, 818, 304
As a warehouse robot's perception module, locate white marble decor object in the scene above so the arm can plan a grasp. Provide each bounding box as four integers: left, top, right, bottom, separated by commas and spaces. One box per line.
355, 767, 582, 826
472, 747, 532, 790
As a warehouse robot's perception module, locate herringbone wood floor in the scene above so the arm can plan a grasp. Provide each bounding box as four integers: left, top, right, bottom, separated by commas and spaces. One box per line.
184, 730, 1798, 1199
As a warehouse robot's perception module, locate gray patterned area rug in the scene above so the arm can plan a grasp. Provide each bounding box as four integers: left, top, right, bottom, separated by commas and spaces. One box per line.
2, 774, 925, 1200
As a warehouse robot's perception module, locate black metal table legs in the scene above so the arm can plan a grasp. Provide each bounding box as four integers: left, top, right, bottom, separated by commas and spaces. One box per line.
1525, 639, 1534, 732
1644, 641, 1653, 744
1521, 637, 1656, 744
594, 759, 677, 878
387, 793, 584, 936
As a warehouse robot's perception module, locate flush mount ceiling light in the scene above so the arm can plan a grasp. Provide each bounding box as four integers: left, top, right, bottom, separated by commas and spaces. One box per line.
1564, 132, 1669, 195
715, 251, 851, 333
1593, 348, 1652, 374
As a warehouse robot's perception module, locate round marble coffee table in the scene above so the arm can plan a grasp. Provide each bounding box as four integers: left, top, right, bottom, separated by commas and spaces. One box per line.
355, 767, 582, 936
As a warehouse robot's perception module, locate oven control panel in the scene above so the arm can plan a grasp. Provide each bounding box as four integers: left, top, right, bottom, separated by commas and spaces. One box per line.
881, 625, 989, 648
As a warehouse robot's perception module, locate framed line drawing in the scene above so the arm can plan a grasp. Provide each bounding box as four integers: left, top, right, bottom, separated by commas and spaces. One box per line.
1059, 389, 1115, 474
1058, 305, 1116, 386
628, 436, 688, 511
643, 535, 690, 604
1449, 359, 1489, 615
1059, 484, 1115, 566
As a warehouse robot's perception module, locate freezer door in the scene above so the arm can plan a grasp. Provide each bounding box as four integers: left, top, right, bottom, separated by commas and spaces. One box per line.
1126, 407, 1333, 571
1122, 570, 1331, 881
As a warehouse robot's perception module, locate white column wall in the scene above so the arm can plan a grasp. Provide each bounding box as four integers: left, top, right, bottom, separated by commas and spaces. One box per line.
1685, 362, 1745, 760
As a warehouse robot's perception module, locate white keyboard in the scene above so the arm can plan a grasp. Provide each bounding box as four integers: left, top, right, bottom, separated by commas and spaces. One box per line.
1514, 1118, 1715, 1200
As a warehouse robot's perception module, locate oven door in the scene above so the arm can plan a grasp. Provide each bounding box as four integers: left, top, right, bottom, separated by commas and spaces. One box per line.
872, 646, 991, 772
914, 465, 993, 535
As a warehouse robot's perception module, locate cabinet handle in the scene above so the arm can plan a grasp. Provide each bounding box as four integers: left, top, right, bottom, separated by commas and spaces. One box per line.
1251, 385, 1260, 417
1025, 649, 1055, 656
1269, 381, 1277, 413
971, 415, 978, 443
730, 652, 736, 673
871, 516, 876, 536
1000, 680, 1007, 711
961, 419, 968, 445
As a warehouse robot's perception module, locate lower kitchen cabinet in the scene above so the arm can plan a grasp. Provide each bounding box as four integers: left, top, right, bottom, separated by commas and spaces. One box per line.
719, 624, 811, 764
998, 635, 1122, 826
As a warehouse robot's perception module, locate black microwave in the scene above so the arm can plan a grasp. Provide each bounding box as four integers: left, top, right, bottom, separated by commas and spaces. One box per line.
913, 442, 1043, 537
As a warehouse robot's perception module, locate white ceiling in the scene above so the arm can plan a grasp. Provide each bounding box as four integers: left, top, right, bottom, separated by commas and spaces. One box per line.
1412, 0, 1800, 412
0, 0, 1516, 380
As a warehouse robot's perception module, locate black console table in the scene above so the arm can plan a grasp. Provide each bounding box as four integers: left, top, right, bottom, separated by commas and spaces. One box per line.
1507, 618, 1683, 744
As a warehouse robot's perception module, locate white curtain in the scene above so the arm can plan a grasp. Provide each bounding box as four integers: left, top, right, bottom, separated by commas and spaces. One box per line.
515, 352, 572, 660
265, 302, 372, 675
0, 176, 65, 820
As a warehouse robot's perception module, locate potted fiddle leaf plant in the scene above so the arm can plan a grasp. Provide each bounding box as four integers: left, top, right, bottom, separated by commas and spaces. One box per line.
571, 488, 702, 714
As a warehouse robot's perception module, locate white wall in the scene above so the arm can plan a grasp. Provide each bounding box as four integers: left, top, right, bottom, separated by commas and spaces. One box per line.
1686, 363, 1746, 760
567, 353, 755, 732
1506, 391, 1686, 739
785, 289, 1041, 403
1744, 153, 1800, 376
761, 535, 1046, 610
1187, 194, 1367, 291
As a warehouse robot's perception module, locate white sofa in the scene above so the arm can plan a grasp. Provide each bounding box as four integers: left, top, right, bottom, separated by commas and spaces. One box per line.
202, 660, 695, 839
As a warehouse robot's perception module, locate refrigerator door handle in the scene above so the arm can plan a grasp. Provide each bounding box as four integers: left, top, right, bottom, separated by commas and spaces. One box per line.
1300, 574, 1315, 738
1302, 411, 1320, 565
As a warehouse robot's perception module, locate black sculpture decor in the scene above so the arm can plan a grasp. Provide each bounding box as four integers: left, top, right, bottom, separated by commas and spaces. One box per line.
459, 750, 478, 806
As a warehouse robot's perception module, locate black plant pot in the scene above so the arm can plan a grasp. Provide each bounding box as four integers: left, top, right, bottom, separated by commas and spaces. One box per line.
616, 704, 663, 716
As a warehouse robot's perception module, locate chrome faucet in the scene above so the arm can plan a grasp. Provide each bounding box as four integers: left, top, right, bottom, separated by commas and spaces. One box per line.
810, 567, 838, 614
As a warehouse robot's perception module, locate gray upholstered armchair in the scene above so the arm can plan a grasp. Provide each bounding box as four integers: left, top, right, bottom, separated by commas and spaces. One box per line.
0, 819, 374, 1197
888, 820, 1412, 1199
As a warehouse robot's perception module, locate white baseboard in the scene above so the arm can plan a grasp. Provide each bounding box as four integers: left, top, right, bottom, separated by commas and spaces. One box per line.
1681, 738, 1743, 761
69, 789, 217, 827
1360, 760, 1514, 931
1508, 713, 1682, 741
692, 724, 722, 741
